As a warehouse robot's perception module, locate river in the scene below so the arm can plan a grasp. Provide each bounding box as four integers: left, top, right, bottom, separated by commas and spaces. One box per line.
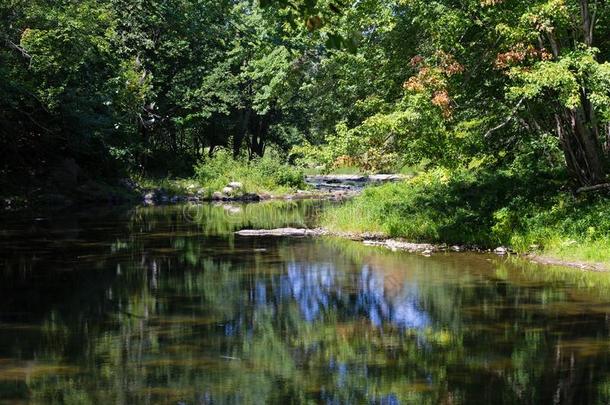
1, 201, 610, 404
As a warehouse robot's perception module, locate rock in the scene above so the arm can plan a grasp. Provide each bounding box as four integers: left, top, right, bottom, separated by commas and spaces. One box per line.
143, 192, 155, 204
451, 245, 462, 252
369, 174, 404, 182
228, 182, 243, 189
362, 239, 437, 253
494, 246, 508, 255
212, 191, 223, 200
241, 193, 261, 201
222, 186, 234, 195
307, 174, 367, 183
235, 228, 326, 237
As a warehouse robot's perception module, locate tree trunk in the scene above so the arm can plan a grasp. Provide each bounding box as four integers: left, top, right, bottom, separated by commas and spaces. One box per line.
247, 113, 269, 158
555, 99, 606, 187
233, 108, 250, 158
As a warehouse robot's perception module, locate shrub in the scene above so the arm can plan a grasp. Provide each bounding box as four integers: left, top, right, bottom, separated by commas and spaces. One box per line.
194, 150, 305, 195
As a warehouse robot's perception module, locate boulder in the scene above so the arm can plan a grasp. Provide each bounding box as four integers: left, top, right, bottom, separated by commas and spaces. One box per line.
494, 246, 508, 255
228, 181, 243, 189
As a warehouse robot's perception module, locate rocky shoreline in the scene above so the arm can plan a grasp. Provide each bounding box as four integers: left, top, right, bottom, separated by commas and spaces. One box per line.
140, 187, 358, 206
234, 227, 486, 255
235, 227, 609, 272
139, 174, 405, 206
1, 173, 402, 210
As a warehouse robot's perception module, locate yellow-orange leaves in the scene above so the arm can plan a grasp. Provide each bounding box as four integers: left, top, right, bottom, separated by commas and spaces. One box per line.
495, 44, 552, 69
403, 53, 463, 118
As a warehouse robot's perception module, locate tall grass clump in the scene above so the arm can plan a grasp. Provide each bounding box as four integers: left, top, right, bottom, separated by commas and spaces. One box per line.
322, 168, 525, 245
504, 195, 610, 262
194, 151, 305, 195
322, 167, 610, 262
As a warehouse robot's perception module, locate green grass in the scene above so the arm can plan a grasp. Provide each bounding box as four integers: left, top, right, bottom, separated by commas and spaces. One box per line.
321, 168, 610, 265
538, 239, 610, 263
132, 151, 307, 198
194, 151, 306, 196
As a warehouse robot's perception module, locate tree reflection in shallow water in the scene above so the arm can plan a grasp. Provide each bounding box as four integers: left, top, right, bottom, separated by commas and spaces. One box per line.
357, 265, 429, 330
1, 203, 610, 404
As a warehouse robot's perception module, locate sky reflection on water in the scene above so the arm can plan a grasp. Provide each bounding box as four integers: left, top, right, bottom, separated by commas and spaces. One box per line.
1, 203, 610, 404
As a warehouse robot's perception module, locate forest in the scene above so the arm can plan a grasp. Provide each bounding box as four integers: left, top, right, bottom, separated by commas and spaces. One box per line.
6, 2, 610, 403
2, 0, 610, 263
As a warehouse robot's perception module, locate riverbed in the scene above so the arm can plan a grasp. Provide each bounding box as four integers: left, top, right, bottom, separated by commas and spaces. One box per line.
1, 201, 610, 404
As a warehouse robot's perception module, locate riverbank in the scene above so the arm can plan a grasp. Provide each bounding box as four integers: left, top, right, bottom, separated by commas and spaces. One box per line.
136, 174, 406, 205
318, 169, 610, 271
0, 172, 401, 210
235, 226, 610, 272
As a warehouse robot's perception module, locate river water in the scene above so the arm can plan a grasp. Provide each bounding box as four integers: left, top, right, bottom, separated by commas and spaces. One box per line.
1, 201, 610, 404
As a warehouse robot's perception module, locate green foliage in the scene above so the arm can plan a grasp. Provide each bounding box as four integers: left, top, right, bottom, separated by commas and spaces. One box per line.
194, 150, 305, 195
323, 161, 610, 263
323, 168, 528, 245
501, 195, 610, 262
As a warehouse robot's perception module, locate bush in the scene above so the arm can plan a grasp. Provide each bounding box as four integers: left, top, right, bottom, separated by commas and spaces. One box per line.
194, 150, 305, 195
322, 165, 610, 262
322, 168, 512, 245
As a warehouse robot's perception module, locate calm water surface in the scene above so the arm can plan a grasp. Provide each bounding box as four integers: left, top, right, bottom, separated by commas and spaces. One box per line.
1, 202, 610, 404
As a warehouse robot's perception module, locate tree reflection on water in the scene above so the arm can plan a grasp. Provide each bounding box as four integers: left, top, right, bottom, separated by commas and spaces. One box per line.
1, 204, 610, 404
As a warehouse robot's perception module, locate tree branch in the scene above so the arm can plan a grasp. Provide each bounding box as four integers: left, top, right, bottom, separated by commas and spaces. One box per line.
576, 182, 610, 193
5, 38, 31, 60
484, 98, 524, 139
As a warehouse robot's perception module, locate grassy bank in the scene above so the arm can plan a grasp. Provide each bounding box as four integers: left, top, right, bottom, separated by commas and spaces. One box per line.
135, 151, 307, 198
321, 168, 610, 265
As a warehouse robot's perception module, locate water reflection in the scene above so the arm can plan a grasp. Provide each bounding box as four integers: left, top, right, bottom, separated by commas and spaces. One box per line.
1, 204, 610, 404
358, 265, 429, 330
282, 262, 336, 322
276, 261, 430, 330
